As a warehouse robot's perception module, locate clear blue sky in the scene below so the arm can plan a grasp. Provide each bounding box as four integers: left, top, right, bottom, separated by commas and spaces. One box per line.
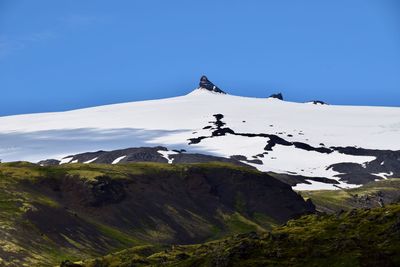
1, 0, 399, 116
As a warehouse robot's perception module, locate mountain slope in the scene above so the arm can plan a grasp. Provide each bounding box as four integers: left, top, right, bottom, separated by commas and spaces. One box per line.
1, 77, 400, 189
0, 161, 313, 266
301, 178, 400, 213
38, 146, 253, 168
74, 204, 400, 267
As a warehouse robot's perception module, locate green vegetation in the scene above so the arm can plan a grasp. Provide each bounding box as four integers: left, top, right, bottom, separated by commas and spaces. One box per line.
252, 212, 279, 230
2, 162, 399, 267
300, 178, 400, 213
0, 161, 275, 266
0, 162, 176, 266
78, 204, 400, 267
224, 212, 265, 234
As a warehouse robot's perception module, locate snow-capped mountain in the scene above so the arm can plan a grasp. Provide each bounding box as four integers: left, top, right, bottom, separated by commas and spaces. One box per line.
1, 76, 399, 190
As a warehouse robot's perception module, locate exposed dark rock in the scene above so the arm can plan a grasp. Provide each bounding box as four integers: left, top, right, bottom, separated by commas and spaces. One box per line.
309, 100, 328, 105
230, 155, 263, 165
39, 175, 126, 207
52, 146, 252, 169
25, 163, 314, 247
269, 93, 283, 100
61, 147, 169, 164
305, 199, 316, 211
170, 153, 252, 168
328, 147, 400, 184
188, 136, 208, 145
199, 76, 226, 94
172, 149, 186, 153
292, 142, 332, 154
263, 135, 292, 150
84, 176, 126, 207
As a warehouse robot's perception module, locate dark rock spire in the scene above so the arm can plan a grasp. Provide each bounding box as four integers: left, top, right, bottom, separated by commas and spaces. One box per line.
269, 93, 283, 100
199, 76, 226, 94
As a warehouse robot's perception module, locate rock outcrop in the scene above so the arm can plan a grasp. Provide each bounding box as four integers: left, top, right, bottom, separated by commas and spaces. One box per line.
309, 100, 328, 105
269, 93, 283, 100
199, 75, 226, 94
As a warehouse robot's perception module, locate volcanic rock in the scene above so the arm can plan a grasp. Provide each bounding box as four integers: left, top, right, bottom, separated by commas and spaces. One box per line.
269, 93, 283, 100
199, 75, 226, 94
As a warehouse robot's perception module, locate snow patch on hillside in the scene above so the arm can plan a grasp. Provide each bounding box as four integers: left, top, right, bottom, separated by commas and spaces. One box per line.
158, 150, 178, 164
60, 157, 73, 165
84, 157, 98, 164
112, 155, 126, 164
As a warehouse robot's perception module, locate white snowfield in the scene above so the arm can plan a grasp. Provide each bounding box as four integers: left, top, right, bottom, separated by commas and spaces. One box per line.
0, 88, 399, 190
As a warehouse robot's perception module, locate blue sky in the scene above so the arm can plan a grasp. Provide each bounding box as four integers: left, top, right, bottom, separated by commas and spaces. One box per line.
1, 0, 399, 116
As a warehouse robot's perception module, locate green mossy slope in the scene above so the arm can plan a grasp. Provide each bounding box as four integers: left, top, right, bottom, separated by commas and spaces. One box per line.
0, 161, 310, 266
78, 204, 400, 267
301, 178, 400, 213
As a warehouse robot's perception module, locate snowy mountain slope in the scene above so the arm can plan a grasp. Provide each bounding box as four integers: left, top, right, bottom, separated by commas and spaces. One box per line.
1, 78, 399, 189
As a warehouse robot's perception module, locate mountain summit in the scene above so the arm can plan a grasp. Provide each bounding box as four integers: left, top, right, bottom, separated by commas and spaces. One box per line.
269, 93, 283, 100
1, 80, 400, 190
199, 75, 226, 94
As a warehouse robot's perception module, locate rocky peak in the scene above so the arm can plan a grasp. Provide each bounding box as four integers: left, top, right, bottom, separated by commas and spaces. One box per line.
309, 100, 328, 105
199, 76, 226, 94
269, 93, 283, 100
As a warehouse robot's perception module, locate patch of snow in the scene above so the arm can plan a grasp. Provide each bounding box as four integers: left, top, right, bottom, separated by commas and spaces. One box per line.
112, 155, 126, 164
59, 157, 73, 165
373, 171, 393, 179
70, 159, 78, 163
84, 157, 98, 164
157, 150, 178, 164
380, 161, 385, 165
186, 88, 226, 97
293, 180, 361, 191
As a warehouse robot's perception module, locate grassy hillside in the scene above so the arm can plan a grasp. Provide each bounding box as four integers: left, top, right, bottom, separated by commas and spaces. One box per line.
0, 161, 312, 266
75, 204, 400, 267
300, 178, 400, 213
